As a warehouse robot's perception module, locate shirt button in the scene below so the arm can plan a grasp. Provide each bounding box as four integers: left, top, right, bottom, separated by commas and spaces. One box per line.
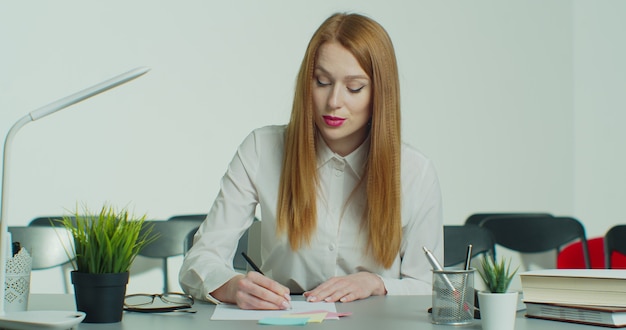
332, 159, 345, 170
329, 244, 336, 251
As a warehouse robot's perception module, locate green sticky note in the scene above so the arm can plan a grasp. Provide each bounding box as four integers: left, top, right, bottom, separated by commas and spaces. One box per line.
258, 317, 310, 326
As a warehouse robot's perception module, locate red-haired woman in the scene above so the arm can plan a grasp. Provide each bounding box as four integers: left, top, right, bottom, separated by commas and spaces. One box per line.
180, 12, 443, 310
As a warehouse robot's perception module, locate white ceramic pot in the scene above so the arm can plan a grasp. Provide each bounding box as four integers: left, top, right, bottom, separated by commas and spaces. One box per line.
477, 291, 518, 330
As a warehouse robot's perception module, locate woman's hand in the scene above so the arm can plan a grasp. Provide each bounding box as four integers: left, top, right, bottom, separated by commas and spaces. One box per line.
303, 272, 387, 303
211, 271, 292, 310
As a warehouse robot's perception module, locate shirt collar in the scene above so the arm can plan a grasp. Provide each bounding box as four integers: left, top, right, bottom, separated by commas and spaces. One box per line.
316, 133, 370, 179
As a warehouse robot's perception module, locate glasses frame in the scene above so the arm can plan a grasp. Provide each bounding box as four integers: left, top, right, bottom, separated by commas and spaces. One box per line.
124, 292, 194, 313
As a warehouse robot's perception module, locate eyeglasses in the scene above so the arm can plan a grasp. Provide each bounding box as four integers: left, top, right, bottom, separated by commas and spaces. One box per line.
124, 292, 195, 313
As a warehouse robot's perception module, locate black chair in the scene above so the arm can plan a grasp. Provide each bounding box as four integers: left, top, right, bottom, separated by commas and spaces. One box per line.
139, 219, 204, 292
478, 215, 591, 268
170, 214, 257, 272
167, 214, 207, 222
183, 219, 261, 273
29, 216, 75, 227
183, 227, 198, 256
465, 212, 553, 226
443, 225, 496, 267
604, 224, 626, 269
168, 214, 205, 259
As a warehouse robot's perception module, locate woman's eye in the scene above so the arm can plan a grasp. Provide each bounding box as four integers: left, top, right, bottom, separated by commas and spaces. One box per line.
348, 85, 365, 93
316, 77, 331, 86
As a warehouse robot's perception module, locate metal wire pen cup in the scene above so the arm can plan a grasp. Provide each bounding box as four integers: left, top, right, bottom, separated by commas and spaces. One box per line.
124, 292, 195, 313
431, 268, 475, 325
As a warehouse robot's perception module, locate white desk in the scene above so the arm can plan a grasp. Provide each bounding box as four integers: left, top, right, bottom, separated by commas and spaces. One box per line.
28, 294, 594, 329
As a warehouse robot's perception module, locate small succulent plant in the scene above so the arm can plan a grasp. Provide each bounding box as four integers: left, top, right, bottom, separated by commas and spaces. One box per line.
477, 256, 519, 293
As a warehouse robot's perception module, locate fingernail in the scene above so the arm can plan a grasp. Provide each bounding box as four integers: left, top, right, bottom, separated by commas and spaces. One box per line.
307, 296, 317, 302
284, 293, 291, 301
282, 301, 291, 309
324, 297, 332, 302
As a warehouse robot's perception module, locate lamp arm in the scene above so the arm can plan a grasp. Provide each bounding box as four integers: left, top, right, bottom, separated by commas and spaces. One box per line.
29, 67, 149, 121
0, 67, 149, 316
0, 115, 34, 315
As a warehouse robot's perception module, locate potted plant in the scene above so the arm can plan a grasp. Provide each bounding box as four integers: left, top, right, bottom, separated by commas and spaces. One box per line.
59, 204, 157, 323
476, 256, 519, 330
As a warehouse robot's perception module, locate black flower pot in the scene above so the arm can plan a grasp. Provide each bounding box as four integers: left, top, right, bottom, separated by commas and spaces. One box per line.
71, 271, 129, 323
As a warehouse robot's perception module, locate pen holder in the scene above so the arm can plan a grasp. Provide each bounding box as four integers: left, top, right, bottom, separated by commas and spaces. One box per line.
431, 268, 475, 325
4, 247, 32, 312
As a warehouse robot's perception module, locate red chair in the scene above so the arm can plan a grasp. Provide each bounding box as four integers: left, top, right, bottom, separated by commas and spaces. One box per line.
557, 236, 626, 269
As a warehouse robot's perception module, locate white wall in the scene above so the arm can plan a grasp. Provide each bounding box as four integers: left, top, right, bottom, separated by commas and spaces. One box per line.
1, 1, 624, 294
573, 1, 626, 238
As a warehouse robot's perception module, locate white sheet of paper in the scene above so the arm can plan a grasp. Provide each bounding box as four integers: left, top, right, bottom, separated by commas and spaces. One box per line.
210, 301, 337, 320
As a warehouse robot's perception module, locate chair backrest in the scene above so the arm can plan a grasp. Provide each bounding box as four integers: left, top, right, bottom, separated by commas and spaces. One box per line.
465, 212, 553, 226
140, 220, 204, 259
167, 214, 207, 222
443, 225, 496, 267
139, 219, 204, 292
182, 219, 260, 272
557, 237, 601, 269
8, 226, 75, 270
183, 227, 199, 257
604, 224, 626, 269
29, 216, 73, 227
479, 215, 591, 268
169, 214, 206, 260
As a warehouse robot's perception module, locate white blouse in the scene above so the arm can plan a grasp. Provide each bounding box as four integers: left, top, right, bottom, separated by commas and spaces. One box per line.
179, 125, 443, 301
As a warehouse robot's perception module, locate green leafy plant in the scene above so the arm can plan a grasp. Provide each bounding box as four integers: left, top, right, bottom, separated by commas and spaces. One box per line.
59, 204, 158, 274
477, 256, 519, 293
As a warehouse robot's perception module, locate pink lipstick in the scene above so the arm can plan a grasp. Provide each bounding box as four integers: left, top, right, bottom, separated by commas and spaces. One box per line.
323, 115, 346, 127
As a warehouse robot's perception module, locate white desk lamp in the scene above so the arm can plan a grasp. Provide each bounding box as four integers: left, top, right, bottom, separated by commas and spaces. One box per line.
0, 66, 150, 329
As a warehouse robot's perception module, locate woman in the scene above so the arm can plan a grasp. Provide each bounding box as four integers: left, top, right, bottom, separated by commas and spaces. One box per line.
179, 12, 443, 310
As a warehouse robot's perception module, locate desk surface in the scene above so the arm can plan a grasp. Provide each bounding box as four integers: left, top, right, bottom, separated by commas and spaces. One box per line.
29, 294, 593, 330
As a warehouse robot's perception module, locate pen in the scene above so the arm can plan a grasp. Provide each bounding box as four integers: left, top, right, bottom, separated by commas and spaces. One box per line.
461, 244, 475, 318
241, 252, 292, 310
422, 246, 456, 292
424, 247, 474, 318
241, 252, 264, 275
464, 244, 473, 271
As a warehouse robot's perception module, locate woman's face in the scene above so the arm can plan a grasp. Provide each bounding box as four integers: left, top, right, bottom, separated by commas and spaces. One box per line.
312, 41, 372, 156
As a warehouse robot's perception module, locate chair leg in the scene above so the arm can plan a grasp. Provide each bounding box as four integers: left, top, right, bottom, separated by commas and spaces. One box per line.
163, 259, 169, 293
62, 264, 73, 293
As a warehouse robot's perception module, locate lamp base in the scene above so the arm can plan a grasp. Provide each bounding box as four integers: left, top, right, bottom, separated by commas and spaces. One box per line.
0, 310, 85, 329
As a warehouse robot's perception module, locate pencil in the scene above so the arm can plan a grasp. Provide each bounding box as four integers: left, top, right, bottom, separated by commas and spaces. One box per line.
241, 252, 264, 275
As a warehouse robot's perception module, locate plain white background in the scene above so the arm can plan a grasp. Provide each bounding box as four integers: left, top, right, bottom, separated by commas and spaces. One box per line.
1, 1, 625, 294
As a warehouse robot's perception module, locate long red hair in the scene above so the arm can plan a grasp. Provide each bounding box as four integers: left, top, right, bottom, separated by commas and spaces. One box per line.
276, 13, 401, 268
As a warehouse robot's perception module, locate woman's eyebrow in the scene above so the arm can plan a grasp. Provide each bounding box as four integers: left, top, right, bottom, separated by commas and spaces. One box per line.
314, 66, 369, 81
345, 75, 370, 81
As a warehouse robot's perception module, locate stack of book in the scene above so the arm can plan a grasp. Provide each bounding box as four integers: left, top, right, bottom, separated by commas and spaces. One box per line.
520, 269, 626, 328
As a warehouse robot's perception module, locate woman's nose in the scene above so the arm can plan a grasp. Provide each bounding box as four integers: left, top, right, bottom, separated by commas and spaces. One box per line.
328, 86, 343, 109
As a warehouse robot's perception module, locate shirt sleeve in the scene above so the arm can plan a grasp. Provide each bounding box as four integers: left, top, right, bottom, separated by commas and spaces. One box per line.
178, 129, 262, 301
